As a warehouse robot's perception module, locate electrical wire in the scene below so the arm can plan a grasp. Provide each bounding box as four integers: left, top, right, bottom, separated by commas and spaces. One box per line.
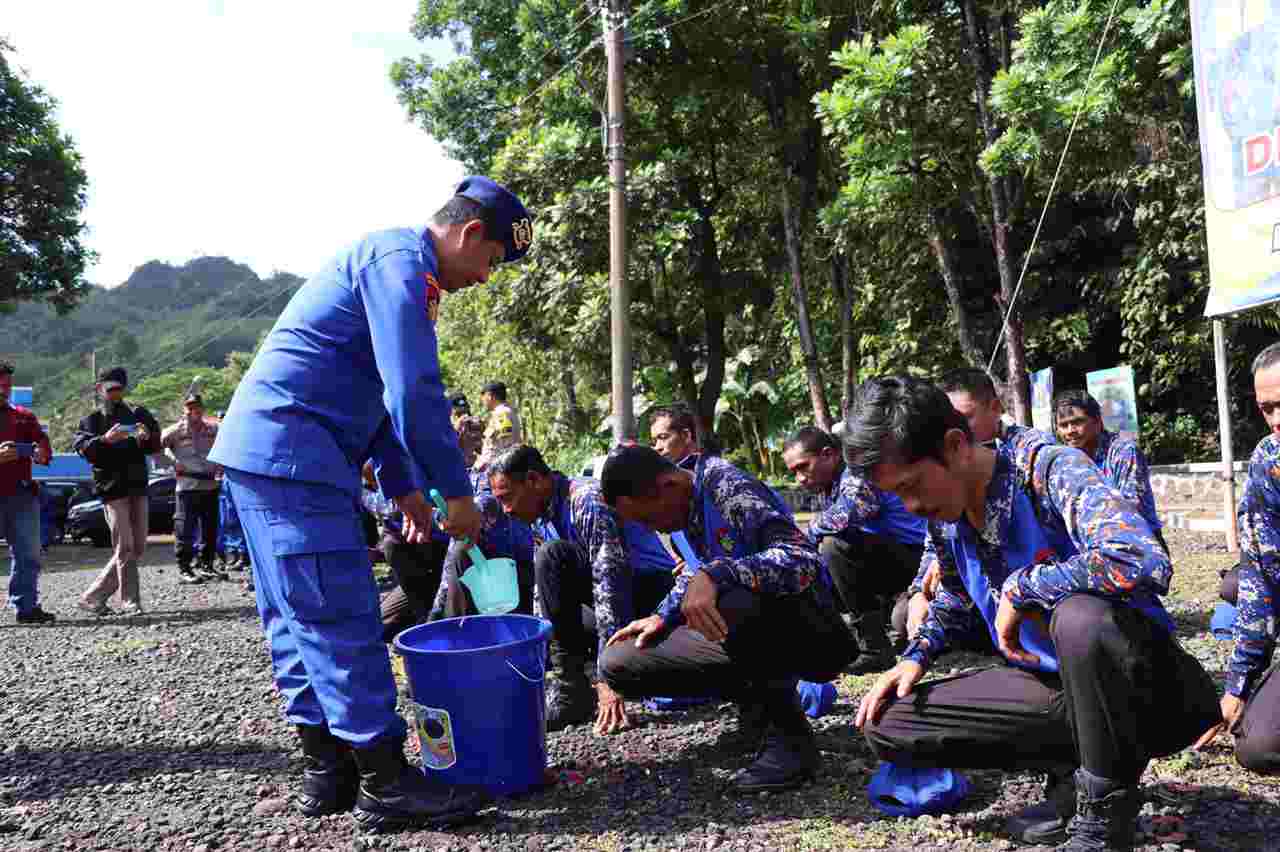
986, 0, 1124, 373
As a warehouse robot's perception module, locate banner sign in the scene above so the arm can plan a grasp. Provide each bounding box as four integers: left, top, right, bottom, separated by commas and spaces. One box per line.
1192, 1, 1280, 316
1030, 367, 1054, 434
1086, 366, 1139, 442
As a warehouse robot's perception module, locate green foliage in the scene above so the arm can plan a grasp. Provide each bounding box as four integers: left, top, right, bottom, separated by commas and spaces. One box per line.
0, 40, 93, 313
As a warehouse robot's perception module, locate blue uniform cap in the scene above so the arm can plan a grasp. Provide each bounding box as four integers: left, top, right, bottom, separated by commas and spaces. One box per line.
455, 176, 534, 263
866, 762, 971, 817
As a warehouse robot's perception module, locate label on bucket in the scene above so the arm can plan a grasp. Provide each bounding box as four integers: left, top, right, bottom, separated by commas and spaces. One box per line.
410, 702, 457, 770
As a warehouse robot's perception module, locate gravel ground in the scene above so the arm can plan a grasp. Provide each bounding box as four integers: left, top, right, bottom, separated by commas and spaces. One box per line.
3, 529, 1280, 852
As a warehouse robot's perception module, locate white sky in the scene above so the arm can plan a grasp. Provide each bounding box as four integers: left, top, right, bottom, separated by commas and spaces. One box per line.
4, 1, 463, 288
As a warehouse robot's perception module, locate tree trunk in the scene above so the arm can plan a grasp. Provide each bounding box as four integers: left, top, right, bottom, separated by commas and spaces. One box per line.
926, 211, 985, 368
780, 189, 834, 432
831, 252, 856, 420
560, 367, 586, 433
961, 0, 1030, 424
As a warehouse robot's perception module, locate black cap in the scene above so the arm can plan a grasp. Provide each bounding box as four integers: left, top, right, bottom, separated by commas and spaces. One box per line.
98, 366, 128, 389
448, 392, 470, 410
184, 393, 204, 407
481, 381, 507, 397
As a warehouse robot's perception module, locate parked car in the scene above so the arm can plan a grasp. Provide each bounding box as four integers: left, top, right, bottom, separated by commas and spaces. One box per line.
38, 481, 96, 546
66, 476, 178, 547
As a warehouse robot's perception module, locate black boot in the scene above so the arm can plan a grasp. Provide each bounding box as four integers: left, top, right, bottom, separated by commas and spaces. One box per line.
1055, 768, 1140, 851
295, 724, 359, 816
351, 736, 489, 833
845, 608, 897, 675
545, 640, 594, 733
178, 559, 203, 585
734, 699, 769, 748
730, 681, 820, 793
198, 557, 228, 581
1005, 764, 1077, 844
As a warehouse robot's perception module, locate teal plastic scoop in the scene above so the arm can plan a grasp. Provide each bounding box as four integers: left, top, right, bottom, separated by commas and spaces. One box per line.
429, 489, 519, 614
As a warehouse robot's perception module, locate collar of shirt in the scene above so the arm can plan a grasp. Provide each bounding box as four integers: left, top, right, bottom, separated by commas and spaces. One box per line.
1088, 429, 1115, 468
540, 472, 570, 526
953, 445, 1018, 548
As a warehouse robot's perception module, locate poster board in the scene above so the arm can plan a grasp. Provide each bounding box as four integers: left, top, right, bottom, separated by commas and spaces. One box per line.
11, 387, 32, 407
1192, 1, 1280, 316
1086, 366, 1139, 442
1029, 367, 1054, 433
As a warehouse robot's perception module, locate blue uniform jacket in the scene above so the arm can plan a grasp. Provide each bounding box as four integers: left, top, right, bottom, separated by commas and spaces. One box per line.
209, 228, 469, 504
532, 473, 675, 662
656, 456, 828, 629
1231, 434, 1280, 698
904, 430, 1174, 671
808, 463, 926, 549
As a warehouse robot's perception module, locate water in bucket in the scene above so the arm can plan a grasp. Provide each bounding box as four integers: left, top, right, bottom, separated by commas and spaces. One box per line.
429, 489, 519, 614
395, 615, 553, 797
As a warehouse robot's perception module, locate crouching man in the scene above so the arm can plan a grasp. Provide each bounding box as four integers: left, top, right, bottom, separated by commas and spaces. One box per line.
1197, 342, 1280, 773
599, 445, 856, 793
848, 376, 1217, 851
487, 445, 676, 734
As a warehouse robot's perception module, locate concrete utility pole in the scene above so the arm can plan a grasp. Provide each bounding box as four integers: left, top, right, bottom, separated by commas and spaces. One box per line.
1214, 319, 1240, 552
604, 0, 633, 442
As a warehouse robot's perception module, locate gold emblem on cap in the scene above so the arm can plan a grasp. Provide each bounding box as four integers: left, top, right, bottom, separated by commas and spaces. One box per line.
512, 218, 533, 251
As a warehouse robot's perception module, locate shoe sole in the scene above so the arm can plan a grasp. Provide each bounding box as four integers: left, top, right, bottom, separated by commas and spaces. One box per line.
730, 771, 816, 794
297, 793, 358, 817
351, 806, 479, 834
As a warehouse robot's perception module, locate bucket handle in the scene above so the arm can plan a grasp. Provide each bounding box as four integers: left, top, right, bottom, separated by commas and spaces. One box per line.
507, 658, 546, 683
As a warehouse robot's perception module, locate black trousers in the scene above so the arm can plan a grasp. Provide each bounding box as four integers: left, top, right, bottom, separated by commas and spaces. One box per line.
174, 489, 220, 564
821, 533, 922, 617
441, 539, 537, 619
601, 583, 857, 701
865, 595, 1219, 782
1233, 662, 1280, 774
534, 539, 673, 660
1221, 565, 1240, 605
379, 536, 448, 643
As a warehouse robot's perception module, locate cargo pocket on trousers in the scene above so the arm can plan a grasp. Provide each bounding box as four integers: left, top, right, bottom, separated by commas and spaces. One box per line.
269, 511, 377, 624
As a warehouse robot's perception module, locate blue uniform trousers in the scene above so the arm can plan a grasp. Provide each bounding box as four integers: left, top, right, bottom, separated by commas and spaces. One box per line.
224, 469, 405, 745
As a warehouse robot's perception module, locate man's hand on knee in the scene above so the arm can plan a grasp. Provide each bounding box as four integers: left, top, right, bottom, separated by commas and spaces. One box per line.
607, 614, 667, 649
594, 682, 631, 736
681, 572, 727, 642
855, 660, 923, 730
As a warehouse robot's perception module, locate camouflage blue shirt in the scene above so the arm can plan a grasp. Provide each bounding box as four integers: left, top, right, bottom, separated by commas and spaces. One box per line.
808, 464, 926, 549
533, 473, 672, 664
907, 422, 1032, 595
1230, 434, 1280, 698
904, 430, 1173, 669
655, 456, 828, 628
1087, 430, 1162, 534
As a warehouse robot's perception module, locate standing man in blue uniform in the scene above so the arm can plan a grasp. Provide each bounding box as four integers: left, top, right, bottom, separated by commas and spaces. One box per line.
599, 445, 856, 792
782, 425, 925, 672
486, 445, 675, 735
847, 377, 1217, 851
209, 177, 532, 833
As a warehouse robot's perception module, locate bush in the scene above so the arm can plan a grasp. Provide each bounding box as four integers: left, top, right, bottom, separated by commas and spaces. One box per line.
546, 432, 610, 478
1140, 411, 1217, 465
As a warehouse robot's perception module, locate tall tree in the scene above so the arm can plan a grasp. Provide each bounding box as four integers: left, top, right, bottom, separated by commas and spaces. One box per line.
0, 41, 92, 313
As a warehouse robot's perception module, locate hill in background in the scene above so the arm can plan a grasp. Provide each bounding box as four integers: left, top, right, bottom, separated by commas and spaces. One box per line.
1, 256, 304, 448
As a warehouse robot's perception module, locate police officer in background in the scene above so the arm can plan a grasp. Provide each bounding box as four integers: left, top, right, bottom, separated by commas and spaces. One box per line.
209, 177, 532, 833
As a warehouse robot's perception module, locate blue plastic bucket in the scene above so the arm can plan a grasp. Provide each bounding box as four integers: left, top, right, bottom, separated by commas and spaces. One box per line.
394, 615, 553, 797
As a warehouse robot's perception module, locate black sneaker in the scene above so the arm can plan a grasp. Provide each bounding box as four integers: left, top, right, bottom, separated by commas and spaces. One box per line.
16, 607, 56, 624
178, 567, 204, 585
